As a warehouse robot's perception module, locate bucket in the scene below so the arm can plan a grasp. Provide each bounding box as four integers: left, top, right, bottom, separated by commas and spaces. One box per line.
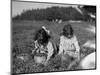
34, 53, 47, 64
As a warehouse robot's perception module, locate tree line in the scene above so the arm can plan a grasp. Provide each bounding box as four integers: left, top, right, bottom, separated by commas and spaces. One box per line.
13, 6, 96, 21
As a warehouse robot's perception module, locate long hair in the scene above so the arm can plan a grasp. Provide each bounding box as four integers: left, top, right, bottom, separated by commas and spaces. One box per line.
34, 28, 51, 46
62, 24, 74, 38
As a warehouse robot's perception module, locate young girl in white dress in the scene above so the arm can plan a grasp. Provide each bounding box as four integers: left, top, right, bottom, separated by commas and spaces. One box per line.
33, 27, 54, 65
58, 24, 80, 61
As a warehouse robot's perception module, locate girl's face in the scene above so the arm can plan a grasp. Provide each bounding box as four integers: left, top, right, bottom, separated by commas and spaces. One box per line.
63, 25, 74, 38
64, 29, 73, 38
65, 32, 73, 38
37, 33, 44, 44
37, 29, 50, 45
38, 34, 43, 40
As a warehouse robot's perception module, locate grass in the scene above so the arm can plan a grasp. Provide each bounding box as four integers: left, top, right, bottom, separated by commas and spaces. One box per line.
12, 20, 95, 74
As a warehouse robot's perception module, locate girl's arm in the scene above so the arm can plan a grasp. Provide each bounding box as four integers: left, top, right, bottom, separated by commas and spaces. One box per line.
34, 40, 39, 49
58, 36, 64, 55
32, 40, 39, 54
73, 36, 80, 53
73, 36, 80, 60
45, 42, 54, 63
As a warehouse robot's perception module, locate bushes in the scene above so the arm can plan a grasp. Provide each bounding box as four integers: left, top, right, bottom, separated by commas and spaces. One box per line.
13, 6, 86, 21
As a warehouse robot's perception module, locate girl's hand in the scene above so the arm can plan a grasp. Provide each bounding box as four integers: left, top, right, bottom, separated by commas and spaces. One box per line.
44, 61, 48, 66
75, 51, 80, 61
32, 50, 35, 54
75, 51, 79, 54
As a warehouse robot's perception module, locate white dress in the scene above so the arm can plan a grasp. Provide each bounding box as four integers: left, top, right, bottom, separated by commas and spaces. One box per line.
59, 35, 80, 58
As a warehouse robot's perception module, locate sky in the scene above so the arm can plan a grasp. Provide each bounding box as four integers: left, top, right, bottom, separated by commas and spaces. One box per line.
12, 1, 81, 17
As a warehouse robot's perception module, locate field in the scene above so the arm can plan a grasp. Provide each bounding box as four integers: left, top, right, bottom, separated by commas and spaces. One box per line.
12, 20, 95, 74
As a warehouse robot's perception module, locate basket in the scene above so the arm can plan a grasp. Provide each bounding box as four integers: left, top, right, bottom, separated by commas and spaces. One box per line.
34, 53, 47, 64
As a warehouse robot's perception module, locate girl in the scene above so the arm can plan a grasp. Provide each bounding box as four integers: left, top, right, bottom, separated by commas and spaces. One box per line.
58, 24, 80, 61
33, 26, 54, 65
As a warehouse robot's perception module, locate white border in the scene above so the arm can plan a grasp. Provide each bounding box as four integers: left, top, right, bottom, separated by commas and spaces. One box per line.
0, 0, 100, 75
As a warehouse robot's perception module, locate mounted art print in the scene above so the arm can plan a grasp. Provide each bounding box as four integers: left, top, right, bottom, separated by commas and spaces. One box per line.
11, 0, 96, 74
